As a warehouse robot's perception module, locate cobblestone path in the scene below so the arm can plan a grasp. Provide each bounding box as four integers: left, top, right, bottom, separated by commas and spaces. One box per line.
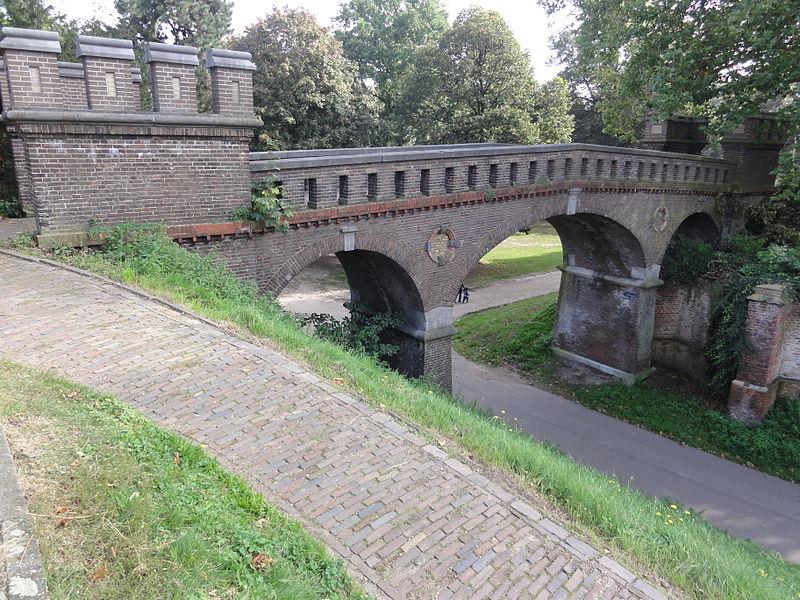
0, 254, 670, 600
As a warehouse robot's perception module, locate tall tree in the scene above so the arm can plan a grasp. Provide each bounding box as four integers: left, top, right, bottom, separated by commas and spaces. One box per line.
396, 7, 573, 145
113, 0, 232, 110
229, 8, 382, 150
113, 0, 232, 49
334, 0, 448, 118
541, 0, 800, 241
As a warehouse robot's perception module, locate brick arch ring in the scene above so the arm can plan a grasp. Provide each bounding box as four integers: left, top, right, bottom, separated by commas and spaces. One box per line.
263, 230, 426, 299
441, 206, 649, 305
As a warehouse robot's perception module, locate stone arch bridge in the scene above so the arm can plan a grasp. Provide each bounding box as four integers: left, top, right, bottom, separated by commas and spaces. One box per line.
1, 27, 783, 391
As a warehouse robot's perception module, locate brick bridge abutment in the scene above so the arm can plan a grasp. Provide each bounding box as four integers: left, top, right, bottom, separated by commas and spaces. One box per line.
1, 27, 787, 412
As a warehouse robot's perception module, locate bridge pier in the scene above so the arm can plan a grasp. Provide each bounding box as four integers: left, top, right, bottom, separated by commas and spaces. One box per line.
393, 308, 455, 393
552, 266, 662, 384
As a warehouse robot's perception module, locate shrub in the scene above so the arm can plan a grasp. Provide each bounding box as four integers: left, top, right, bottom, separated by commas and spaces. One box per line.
232, 180, 294, 233
298, 302, 404, 361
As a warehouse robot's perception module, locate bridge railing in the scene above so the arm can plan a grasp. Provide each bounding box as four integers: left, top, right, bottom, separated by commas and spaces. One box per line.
250, 143, 735, 213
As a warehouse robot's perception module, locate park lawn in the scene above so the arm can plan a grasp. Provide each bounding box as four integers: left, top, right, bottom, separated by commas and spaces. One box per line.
464, 222, 562, 288
453, 295, 800, 484
0, 361, 366, 600
14, 229, 800, 600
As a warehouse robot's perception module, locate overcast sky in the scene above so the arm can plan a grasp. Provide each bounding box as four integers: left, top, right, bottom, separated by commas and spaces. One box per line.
51, 0, 567, 80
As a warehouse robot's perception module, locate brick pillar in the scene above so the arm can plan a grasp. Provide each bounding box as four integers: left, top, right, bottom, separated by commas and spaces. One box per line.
728, 284, 792, 422
205, 49, 255, 116
130, 67, 142, 110
552, 266, 660, 383
639, 117, 708, 155
0, 27, 62, 109
0, 28, 63, 215
720, 115, 786, 192
394, 308, 455, 393
75, 34, 138, 111
144, 42, 199, 113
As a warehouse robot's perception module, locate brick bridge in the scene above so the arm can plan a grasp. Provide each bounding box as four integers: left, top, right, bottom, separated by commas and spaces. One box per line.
1, 28, 785, 395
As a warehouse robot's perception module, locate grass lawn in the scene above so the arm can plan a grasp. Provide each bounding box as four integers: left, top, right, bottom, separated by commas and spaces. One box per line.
453, 294, 800, 483
464, 222, 562, 287
11, 229, 800, 600
0, 361, 366, 600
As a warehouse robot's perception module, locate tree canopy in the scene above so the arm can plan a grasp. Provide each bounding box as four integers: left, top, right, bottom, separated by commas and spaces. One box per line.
542, 0, 800, 143
396, 7, 573, 145
229, 8, 382, 150
334, 0, 448, 116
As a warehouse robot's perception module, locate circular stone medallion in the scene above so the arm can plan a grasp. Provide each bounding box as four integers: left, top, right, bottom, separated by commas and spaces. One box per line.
653, 206, 669, 233
426, 227, 457, 265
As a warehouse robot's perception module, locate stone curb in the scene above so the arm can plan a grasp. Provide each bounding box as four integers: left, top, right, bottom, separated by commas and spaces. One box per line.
0, 249, 672, 599
0, 425, 50, 600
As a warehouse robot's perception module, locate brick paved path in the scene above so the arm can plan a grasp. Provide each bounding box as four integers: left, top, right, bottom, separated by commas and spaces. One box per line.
0, 254, 671, 600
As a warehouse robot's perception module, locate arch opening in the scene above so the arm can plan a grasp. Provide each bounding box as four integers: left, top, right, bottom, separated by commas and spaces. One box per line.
454, 212, 655, 384
276, 246, 441, 385
653, 212, 720, 381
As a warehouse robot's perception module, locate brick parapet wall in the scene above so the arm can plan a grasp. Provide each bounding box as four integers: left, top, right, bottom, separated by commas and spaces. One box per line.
0, 27, 259, 233
252, 145, 736, 213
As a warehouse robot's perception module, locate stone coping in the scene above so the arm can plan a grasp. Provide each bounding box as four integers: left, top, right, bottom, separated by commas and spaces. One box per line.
0, 425, 50, 599
0, 27, 61, 53
144, 41, 200, 66
57, 61, 84, 78
75, 34, 135, 61
205, 48, 256, 71
0, 108, 262, 128
250, 142, 735, 171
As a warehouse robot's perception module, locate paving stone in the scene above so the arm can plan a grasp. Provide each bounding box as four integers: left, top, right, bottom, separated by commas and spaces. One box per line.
0, 255, 678, 600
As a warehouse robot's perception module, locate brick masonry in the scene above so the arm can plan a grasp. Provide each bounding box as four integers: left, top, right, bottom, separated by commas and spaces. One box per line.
729, 285, 799, 421
0, 252, 674, 600
0, 27, 789, 411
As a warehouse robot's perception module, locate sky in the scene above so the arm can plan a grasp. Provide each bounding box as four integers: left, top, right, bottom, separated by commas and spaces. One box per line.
50, 0, 567, 80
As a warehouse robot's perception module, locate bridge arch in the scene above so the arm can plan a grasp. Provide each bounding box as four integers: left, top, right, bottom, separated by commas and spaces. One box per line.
448, 207, 656, 384
267, 231, 449, 384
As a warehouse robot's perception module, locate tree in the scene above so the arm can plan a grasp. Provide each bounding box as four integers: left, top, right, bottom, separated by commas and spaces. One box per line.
113, 0, 232, 49
229, 8, 382, 150
113, 0, 233, 110
334, 0, 448, 122
541, 0, 799, 144
541, 0, 800, 241
396, 7, 573, 145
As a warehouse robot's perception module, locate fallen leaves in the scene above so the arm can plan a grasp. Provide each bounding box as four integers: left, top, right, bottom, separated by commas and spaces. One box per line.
89, 564, 109, 583
249, 552, 274, 571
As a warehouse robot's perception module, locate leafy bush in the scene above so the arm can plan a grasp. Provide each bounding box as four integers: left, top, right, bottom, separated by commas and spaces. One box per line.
661, 235, 717, 284
232, 181, 294, 233
298, 302, 404, 360
707, 241, 800, 396
0, 196, 24, 218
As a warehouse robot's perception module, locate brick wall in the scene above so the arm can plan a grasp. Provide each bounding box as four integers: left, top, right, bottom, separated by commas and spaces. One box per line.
652, 281, 713, 380
778, 306, 800, 398
22, 123, 252, 231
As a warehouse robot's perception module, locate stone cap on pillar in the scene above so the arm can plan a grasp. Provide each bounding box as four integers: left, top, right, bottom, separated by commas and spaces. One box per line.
144, 42, 199, 66
205, 48, 256, 71
748, 283, 789, 305
75, 35, 134, 60
0, 27, 61, 53
131, 67, 142, 84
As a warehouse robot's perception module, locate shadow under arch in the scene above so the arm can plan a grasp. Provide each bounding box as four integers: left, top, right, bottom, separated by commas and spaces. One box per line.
659, 211, 721, 280
652, 211, 721, 381
268, 233, 445, 385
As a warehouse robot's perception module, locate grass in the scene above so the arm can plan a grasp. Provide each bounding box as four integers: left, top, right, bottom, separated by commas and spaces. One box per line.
453, 294, 800, 483
0, 360, 367, 600
12, 229, 800, 600
464, 222, 562, 288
